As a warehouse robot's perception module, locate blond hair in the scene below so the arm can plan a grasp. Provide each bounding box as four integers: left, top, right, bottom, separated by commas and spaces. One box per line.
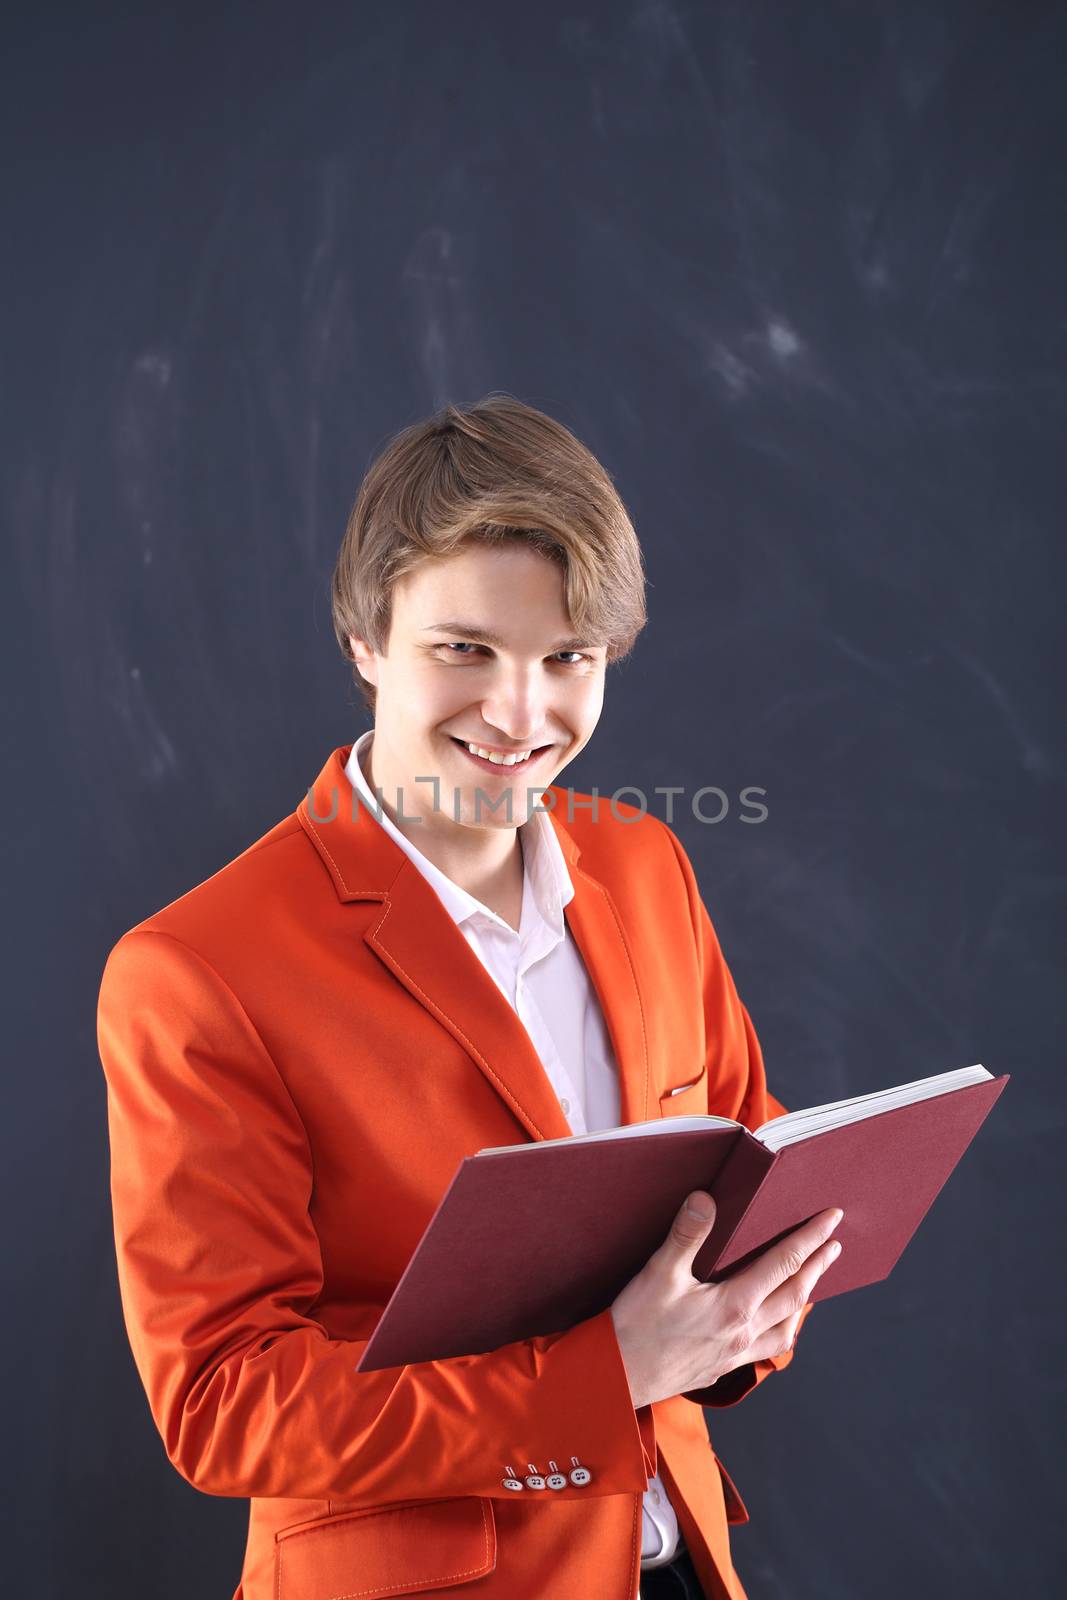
330, 394, 647, 715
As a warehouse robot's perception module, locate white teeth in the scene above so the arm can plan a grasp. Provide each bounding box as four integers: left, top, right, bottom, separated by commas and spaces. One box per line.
466, 743, 532, 766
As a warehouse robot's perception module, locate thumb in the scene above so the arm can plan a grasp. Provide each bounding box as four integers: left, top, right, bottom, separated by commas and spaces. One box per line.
665, 1190, 717, 1265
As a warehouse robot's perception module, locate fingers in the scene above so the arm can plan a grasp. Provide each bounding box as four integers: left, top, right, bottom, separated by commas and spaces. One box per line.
736, 1206, 843, 1313
755, 1232, 841, 1337
744, 1307, 806, 1366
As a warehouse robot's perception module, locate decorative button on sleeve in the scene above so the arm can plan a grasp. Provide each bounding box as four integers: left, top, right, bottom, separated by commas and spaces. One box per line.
503, 1456, 593, 1490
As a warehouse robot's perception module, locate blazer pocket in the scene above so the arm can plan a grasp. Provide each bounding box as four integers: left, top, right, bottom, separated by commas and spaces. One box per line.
711, 1447, 750, 1526
275, 1495, 496, 1599
659, 1064, 708, 1106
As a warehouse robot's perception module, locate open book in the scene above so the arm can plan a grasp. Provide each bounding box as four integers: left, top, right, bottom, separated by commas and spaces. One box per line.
356, 1064, 1009, 1373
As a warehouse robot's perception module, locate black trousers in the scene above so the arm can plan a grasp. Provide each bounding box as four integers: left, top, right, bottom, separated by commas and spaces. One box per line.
639, 1545, 708, 1599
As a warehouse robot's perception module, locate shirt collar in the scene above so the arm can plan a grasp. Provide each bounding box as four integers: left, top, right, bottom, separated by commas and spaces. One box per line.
343, 730, 574, 934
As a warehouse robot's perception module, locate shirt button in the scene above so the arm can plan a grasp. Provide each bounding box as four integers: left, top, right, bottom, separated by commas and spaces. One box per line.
652, 1490, 661, 1504
560, 1098, 570, 1115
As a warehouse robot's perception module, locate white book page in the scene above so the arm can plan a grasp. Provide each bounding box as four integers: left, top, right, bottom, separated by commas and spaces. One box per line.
754, 1063, 991, 1152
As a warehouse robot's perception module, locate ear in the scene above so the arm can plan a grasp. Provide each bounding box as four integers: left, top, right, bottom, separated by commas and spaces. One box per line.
348, 635, 379, 687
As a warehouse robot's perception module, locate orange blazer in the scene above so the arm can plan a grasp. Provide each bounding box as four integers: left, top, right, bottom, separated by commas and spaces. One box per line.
97, 744, 813, 1600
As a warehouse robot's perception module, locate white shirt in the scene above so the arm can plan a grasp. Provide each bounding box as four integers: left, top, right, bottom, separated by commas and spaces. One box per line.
345, 731, 683, 1570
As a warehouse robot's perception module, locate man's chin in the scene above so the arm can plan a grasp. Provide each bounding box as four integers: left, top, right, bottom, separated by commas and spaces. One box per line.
448, 784, 555, 829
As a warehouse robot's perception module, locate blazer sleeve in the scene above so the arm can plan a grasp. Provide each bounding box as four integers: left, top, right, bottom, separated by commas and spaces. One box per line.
660, 826, 816, 1408
97, 927, 658, 1504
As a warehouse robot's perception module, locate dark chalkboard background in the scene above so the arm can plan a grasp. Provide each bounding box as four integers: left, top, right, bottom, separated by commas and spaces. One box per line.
4, 3, 1063, 1596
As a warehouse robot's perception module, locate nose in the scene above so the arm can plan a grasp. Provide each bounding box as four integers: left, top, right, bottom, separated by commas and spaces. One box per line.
479, 663, 548, 746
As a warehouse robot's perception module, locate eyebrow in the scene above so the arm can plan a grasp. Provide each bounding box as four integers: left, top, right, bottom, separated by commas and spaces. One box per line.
420, 621, 601, 652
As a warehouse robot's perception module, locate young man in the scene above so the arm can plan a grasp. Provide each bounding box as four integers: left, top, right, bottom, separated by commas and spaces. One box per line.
98, 396, 841, 1600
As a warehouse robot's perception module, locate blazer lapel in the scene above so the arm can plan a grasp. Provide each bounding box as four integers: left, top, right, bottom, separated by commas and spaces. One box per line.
297, 746, 653, 1144
550, 817, 654, 1128
366, 857, 574, 1142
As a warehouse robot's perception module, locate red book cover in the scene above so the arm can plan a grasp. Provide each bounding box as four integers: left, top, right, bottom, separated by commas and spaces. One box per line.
356, 1071, 1009, 1373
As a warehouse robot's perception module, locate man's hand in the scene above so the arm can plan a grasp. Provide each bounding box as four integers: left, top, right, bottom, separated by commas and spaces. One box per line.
609, 1193, 843, 1411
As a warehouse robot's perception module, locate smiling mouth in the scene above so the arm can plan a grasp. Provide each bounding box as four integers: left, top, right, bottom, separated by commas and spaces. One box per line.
448, 736, 555, 773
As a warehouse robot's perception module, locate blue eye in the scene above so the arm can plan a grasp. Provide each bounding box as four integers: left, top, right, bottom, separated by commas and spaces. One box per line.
435, 643, 590, 665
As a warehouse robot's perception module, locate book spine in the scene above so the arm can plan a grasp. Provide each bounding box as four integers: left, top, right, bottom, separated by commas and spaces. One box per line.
693, 1131, 777, 1284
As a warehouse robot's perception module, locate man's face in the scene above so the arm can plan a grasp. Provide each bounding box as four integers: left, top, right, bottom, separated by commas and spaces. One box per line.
349, 542, 608, 833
